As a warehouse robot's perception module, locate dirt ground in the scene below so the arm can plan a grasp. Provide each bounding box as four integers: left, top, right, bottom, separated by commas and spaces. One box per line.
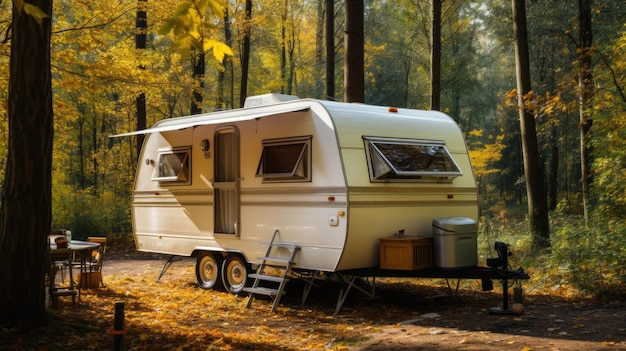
102, 251, 626, 351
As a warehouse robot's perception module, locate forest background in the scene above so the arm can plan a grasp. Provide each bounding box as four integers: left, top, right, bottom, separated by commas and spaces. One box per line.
0, 0, 625, 299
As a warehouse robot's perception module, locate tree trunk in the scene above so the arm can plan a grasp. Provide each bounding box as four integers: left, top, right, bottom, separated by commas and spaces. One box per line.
325, 0, 335, 100
78, 112, 85, 188
287, 46, 295, 95
92, 111, 98, 191
0, 0, 54, 329
430, 0, 441, 111
450, 38, 460, 122
135, 0, 147, 159
239, 0, 252, 107
344, 0, 364, 103
286, 17, 296, 95
578, 0, 593, 224
218, 7, 232, 109
512, 0, 550, 248
315, 0, 324, 98
549, 127, 559, 211
280, 0, 288, 94
191, 50, 205, 114
403, 57, 411, 107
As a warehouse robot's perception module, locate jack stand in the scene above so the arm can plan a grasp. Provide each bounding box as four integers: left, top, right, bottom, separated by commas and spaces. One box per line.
487, 242, 516, 315
488, 278, 514, 314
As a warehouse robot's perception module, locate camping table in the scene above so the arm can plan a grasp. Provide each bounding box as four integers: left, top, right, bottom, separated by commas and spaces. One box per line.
49, 237, 100, 301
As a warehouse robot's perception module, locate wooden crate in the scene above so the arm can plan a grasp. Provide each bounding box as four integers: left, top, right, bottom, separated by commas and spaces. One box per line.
77, 271, 102, 289
379, 236, 433, 270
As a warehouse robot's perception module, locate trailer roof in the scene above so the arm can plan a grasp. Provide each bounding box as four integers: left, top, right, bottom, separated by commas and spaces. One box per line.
111, 95, 460, 141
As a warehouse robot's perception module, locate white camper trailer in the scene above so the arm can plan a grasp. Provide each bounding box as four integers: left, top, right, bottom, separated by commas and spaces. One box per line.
118, 94, 478, 294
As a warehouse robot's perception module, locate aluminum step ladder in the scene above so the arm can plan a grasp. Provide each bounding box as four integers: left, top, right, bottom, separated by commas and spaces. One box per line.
244, 230, 300, 312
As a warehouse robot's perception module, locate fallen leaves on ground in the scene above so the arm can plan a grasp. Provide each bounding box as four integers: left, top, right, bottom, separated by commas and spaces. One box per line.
1, 259, 625, 351
2, 264, 368, 351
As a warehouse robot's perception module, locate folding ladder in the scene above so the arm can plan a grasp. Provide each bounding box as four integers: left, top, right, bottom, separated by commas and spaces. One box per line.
244, 230, 300, 312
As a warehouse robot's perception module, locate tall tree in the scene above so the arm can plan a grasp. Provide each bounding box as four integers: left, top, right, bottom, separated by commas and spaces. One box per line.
275, 0, 299, 95
191, 50, 205, 114
430, 0, 441, 110
190, 6, 206, 115
315, 0, 324, 98
239, 0, 252, 107
344, 0, 364, 102
577, 0, 593, 224
512, 0, 550, 247
0, 0, 54, 328
280, 0, 288, 94
136, 0, 147, 158
325, 0, 335, 100
217, 7, 233, 109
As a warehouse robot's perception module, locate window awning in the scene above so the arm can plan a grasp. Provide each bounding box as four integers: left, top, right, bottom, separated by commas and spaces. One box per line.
110, 106, 310, 137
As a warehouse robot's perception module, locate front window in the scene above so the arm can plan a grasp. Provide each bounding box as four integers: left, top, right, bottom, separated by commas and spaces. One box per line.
256, 136, 312, 182
364, 137, 462, 182
152, 147, 191, 184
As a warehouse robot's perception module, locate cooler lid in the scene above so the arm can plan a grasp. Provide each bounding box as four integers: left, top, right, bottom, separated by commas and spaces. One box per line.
432, 217, 477, 232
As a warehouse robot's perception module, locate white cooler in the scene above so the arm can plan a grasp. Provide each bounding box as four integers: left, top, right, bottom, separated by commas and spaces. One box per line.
432, 217, 477, 269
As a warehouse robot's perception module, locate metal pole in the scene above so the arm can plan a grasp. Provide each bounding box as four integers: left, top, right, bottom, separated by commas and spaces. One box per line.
113, 301, 125, 351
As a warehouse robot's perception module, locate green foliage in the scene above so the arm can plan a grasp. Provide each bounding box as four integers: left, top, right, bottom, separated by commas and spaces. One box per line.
591, 26, 626, 219
594, 152, 626, 218
479, 214, 626, 299
549, 216, 626, 299
52, 185, 132, 240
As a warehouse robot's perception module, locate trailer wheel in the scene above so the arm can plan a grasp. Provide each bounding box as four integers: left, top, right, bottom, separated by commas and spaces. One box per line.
222, 254, 249, 295
195, 252, 224, 290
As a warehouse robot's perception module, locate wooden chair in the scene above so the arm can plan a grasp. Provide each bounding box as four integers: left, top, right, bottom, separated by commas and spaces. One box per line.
83, 237, 107, 288
48, 248, 77, 307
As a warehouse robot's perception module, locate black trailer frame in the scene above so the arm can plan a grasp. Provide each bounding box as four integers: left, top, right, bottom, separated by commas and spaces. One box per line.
299, 266, 530, 315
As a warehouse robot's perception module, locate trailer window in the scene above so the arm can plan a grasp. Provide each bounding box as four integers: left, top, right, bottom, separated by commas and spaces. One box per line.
152, 147, 191, 184
364, 137, 462, 182
256, 136, 311, 182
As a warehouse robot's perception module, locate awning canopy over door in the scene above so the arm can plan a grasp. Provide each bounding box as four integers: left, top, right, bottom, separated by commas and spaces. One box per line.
111, 106, 310, 137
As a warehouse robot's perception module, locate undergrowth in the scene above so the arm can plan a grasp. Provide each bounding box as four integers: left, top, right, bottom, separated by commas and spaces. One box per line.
478, 213, 626, 300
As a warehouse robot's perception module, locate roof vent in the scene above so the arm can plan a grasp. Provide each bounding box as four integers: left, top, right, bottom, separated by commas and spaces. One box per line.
244, 93, 300, 108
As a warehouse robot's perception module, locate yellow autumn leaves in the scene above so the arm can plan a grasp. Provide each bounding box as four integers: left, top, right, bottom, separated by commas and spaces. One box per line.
160, 0, 233, 61
13, 0, 49, 26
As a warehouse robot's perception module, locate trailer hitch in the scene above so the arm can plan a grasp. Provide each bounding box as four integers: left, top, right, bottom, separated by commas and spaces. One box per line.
482, 241, 511, 291
487, 241, 512, 269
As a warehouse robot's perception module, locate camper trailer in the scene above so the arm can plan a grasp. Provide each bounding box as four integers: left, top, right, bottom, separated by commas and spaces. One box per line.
118, 94, 478, 294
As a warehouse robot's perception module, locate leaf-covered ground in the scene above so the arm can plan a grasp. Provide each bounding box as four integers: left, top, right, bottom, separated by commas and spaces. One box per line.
2, 254, 626, 351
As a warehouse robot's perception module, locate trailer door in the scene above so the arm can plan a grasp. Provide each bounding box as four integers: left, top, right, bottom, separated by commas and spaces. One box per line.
214, 126, 240, 235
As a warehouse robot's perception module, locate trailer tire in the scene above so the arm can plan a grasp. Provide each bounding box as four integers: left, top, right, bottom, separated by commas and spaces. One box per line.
196, 252, 224, 290
222, 254, 250, 295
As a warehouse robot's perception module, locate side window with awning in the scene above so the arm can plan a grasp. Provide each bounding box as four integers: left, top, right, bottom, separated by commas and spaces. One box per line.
256, 136, 312, 182
364, 137, 462, 182
152, 147, 191, 184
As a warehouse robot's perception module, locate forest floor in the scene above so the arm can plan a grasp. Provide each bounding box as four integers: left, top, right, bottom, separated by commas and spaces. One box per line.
1, 243, 626, 351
